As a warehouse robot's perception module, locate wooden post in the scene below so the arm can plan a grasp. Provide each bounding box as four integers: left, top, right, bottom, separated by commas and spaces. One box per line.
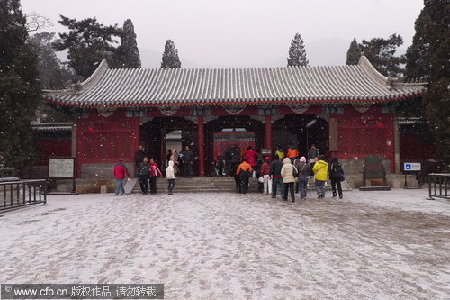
264, 114, 272, 150
328, 117, 338, 157
394, 117, 401, 174
198, 115, 205, 176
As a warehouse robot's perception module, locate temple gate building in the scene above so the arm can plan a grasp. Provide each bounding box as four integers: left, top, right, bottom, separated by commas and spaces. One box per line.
43, 56, 426, 190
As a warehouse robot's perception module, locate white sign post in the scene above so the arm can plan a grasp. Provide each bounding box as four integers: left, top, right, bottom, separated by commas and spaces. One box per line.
403, 162, 422, 189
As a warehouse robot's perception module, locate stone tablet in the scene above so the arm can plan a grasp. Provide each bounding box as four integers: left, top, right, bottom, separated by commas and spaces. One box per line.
362, 155, 388, 187
364, 155, 385, 180
49, 158, 75, 178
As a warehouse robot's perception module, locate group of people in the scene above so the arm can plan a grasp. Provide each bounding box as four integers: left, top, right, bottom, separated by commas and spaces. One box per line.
165, 146, 195, 177
113, 144, 187, 196
113, 143, 345, 199
231, 144, 346, 202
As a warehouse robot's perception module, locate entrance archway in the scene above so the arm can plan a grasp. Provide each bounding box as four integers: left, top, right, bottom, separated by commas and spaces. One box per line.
140, 117, 196, 170
273, 115, 329, 158
205, 115, 264, 175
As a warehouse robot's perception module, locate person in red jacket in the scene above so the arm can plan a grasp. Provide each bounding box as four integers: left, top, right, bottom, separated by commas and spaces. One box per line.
244, 146, 258, 176
113, 159, 130, 195
149, 158, 162, 194
260, 157, 272, 195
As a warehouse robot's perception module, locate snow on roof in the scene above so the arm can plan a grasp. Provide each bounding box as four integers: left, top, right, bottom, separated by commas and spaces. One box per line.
43, 56, 426, 108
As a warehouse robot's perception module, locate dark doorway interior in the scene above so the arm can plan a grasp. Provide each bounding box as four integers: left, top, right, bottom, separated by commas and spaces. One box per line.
205, 115, 264, 175
273, 115, 329, 158
140, 117, 196, 170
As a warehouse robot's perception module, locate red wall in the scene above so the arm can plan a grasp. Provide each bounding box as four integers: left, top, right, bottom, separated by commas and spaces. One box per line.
76, 109, 139, 177
332, 105, 395, 172
74, 104, 398, 176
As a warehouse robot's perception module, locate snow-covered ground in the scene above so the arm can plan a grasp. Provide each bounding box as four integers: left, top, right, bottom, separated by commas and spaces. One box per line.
1, 189, 449, 299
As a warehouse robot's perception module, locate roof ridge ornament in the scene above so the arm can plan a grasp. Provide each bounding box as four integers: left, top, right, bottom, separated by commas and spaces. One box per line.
78, 59, 110, 93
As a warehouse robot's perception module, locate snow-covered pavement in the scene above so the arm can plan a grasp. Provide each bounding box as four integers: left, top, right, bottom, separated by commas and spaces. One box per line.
0, 189, 449, 299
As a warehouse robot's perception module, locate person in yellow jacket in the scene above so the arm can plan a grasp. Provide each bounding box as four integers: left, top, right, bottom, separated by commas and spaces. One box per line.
274, 145, 285, 159
312, 155, 328, 199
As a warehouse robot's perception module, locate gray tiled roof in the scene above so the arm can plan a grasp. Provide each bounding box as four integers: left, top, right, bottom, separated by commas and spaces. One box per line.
31, 123, 72, 132
44, 56, 425, 107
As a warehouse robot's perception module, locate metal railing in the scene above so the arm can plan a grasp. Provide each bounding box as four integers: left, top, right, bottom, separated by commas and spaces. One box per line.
428, 173, 450, 200
0, 179, 47, 211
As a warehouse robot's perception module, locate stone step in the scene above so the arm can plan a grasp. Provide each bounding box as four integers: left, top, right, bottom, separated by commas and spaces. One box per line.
130, 177, 351, 194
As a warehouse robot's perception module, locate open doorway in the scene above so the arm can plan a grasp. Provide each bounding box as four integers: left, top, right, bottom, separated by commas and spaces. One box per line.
205, 116, 264, 175
140, 117, 196, 171
273, 115, 329, 157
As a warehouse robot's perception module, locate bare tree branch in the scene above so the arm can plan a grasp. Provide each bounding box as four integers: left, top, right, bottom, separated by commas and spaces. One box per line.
26, 12, 52, 33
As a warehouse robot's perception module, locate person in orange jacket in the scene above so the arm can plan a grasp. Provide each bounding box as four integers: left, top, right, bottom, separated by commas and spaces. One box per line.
236, 159, 254, 194
287, 145, 299, 163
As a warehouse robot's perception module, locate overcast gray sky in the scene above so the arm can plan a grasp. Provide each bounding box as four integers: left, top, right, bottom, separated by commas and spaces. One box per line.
22, 0, 424, 68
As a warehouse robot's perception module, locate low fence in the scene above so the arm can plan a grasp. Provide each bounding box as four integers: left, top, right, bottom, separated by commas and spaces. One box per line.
428, 173, 450, 200
0, 179, 47, 211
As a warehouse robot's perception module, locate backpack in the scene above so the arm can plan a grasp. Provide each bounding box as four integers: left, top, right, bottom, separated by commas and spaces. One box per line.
138, 166, 144, 177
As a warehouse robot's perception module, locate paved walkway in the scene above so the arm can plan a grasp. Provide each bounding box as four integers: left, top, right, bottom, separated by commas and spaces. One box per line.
0, 190, 449, 299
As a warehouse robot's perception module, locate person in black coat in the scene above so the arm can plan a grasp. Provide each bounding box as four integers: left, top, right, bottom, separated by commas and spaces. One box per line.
225, 145, 241, 190
179, 146, 195, 177
134, 145, 147, 175
329, 157, 344, 198
137, 157, 150, 194
270, 154, 284, 198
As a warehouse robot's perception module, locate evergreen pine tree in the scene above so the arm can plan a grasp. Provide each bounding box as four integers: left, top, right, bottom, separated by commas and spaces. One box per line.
423, 0, 450, 165
358, 34, 406, 77
0, 0, 41, 170
287, 33, 309, 67
161, 40, 181, 69
346, 39, 361, 65
53, 15, 120, 79
113, 19, 141, 68
405, 5, 432, 80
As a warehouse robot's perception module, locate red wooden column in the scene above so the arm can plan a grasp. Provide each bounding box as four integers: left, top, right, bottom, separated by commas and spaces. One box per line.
197, 115, 205, 176
264, 114, 273, 150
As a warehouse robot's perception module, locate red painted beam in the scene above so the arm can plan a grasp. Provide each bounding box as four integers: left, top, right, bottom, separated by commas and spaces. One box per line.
197, 115, 205, 177
264, 114, 272, 150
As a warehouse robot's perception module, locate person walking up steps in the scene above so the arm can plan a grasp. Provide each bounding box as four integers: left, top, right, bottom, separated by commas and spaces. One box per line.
270, 154, 284, 199
166, 160, 176, 195
312, 155, 328, 199
329, 157, 345, 199
236, 159, 253, 195
296, 156, 309, 200
260, 157, 272, 195
244, 146, 258, 177
281, 158, 297, 202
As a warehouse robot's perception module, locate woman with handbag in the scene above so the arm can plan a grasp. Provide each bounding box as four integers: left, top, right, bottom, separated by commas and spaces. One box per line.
329, 157, 344, 199
281, 158, 298, 202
